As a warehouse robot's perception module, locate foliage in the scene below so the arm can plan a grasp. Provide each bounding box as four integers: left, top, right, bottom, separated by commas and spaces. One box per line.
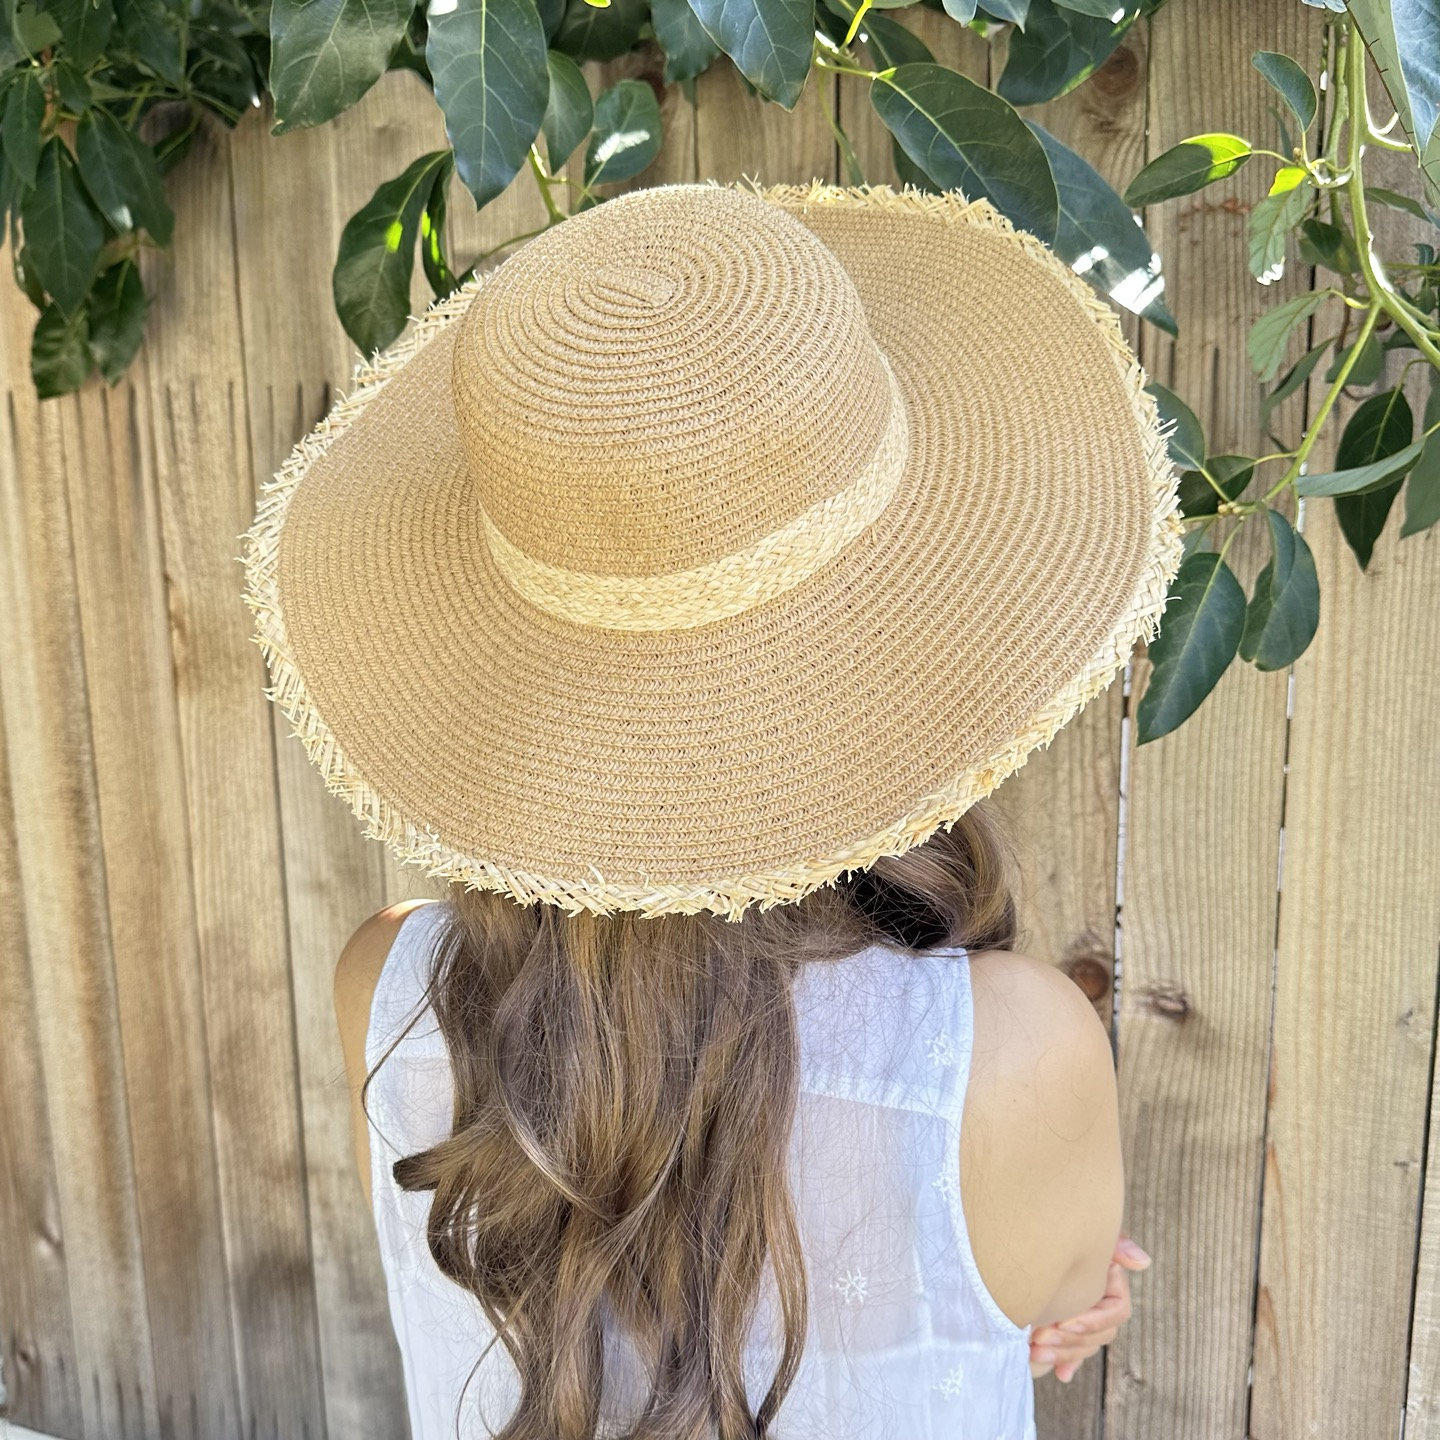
1131, 13, 1440, 742
2, 0, 1437, 743
3, 0, 1177, 392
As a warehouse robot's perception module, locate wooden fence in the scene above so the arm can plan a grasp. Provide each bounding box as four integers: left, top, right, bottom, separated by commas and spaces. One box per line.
2, 1, 1439, 1435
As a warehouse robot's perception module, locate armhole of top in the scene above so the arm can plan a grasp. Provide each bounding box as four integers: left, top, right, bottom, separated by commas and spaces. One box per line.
363, 900, 445, 1080
947, 949, 1033, 1340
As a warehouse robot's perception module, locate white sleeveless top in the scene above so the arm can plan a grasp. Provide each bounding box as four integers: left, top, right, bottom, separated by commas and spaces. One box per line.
366, 901, 1037, 1440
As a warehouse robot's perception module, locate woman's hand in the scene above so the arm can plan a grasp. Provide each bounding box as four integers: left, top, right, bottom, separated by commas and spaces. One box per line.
1028, 1236, 1151, 1382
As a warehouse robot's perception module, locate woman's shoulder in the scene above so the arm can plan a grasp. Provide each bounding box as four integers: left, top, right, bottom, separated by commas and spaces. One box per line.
960, 948, 1124, 1328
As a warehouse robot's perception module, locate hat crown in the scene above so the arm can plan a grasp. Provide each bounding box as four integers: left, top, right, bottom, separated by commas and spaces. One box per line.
450, 185, 897, 580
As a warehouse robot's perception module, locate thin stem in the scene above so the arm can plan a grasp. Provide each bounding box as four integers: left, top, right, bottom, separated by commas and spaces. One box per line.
529, 148, 566, 224
842, 0, 872, 48
1345, 31, 1440, 366
814, 56, 881, 80
1264, 302, 1382, 501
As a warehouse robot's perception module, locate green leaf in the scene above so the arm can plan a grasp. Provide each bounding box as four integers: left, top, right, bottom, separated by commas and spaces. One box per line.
52, 58, 92, 113
1, 69, 42, 189
85, 260, 146, 381
1178, 453, 1252, 518
1262, 339, 1330, 417
75, 108, 174, 244
1252, 50, 1315, 131
685, 0, 814, 108
14, 245, 47, 307
1026, 120, 1175, 333
1296, 442, 1424, 496
1321, 330, 1383, 387
427, 0, 550, 208
585, 76, 662, 186
872, 63, 1058, 245
41, 0, 114, 66
11, 3, 63, 52
1135, 550, 1247, 743
550, 0, 647, 60
860, 10, 933, 67
1402, 371, 1440, 536
1247, 289, 1328, 383
1346, 0, 1440, 210
1323, 387, 1415, 569
112, 0, 185, 86
540, 49, 592, 166
332, 148, 450, 355
31, 300, 92, 397
1239, 507, 1319, 670
1298, 386, 1415, 494
535, 0, 563, 38
996, 0, 1139, 108
649, 0, 719, 80
1364, 185, 1433, 223
1247, 180, 1309, 284
1123, 133, 1251, 207
941, 0, 977, 19
269, 0, 414, 131
981, 0, 1029, 21
419, 151, 459, 299
1297, 217, 1359, 273
1145, 380, 1205, 470
20, 138, 104, 315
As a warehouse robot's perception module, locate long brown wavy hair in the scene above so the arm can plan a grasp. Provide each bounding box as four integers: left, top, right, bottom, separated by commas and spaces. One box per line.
377, 803, 1023, 1440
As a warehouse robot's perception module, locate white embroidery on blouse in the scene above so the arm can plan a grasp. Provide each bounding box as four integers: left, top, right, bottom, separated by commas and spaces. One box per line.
932, 1170, 960, 1203
927, 1032, 957, 1067
935, 1363, 965, 1398
834, 1269, 869, 1306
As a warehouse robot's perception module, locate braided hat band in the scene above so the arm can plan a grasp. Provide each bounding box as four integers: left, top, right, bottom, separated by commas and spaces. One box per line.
240, 182, 1183, 920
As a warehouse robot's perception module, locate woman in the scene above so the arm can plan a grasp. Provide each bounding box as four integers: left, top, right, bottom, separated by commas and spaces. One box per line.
243, 180, 1177, 1438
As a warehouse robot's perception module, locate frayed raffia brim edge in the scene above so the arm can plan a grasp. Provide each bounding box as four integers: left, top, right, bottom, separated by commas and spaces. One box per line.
237, 180, 1185, 922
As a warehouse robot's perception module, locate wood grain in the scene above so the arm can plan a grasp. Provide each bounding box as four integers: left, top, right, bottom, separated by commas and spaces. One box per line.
1252, 110, 1440, 1440
140, 113, 327, 1440
0, 417, 83, 1435
228, 82, 418, 1440
57, 376, 240, 1439
1109, 5, 1323, 1438
0, 334, 159, 1437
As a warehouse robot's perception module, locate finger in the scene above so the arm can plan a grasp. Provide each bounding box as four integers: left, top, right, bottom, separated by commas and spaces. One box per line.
1032, 1331, 1114, 1365
1115, 1236, 1152, 1269
1060, 1290, 1130, 1333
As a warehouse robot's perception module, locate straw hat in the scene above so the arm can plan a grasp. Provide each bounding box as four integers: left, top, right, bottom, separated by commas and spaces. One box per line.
239, 181, 1183, 921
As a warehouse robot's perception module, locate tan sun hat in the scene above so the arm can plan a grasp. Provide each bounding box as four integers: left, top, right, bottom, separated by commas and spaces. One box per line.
239, 180, 1184, 921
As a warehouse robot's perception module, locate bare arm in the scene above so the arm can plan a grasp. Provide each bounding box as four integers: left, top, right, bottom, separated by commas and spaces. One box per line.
962, 951, 1126, 1333
333, 902, 430, 1209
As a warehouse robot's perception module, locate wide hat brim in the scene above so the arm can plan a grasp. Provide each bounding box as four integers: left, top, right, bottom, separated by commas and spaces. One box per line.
240, 182, 1184, 920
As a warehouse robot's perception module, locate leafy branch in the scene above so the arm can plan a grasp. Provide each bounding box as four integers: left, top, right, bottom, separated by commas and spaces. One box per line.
1126, 9, 1440, 743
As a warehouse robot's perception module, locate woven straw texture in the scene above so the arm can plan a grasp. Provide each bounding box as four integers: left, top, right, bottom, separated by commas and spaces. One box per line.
239, 182, 1184, 920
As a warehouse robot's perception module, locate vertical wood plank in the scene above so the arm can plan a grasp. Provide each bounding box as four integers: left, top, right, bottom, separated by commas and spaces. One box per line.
984, 23, 1152, 1439
140, 113, 327, 1440
1252, 494, 1440, 1440
56, 378, 241, 1439
0, 340, 159, 1437
1110, 4, 1321, 1437
0, 475, 83, 1437
229, 85, 418, 1440
1408, 1035, 1440, 1439
1254, 122, 1440, 1440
